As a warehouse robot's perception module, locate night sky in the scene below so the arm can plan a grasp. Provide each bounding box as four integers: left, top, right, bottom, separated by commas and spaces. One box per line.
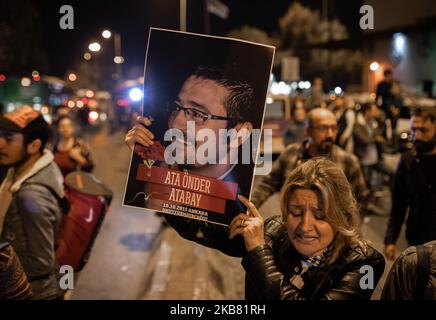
33, 0, 362, 78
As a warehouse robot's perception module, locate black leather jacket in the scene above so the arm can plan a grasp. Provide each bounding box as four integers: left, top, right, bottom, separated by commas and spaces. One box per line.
382, 241, 436, 300
164, 214, 385, 300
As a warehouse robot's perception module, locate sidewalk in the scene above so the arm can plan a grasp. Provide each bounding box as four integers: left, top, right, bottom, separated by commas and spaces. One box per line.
141, 225, 245, 300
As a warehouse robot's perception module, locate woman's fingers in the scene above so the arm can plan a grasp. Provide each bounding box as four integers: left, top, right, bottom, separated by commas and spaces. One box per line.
125, 129, 153, 150
238, 195, 261, 218
133, 123, 155, 140
228, 214, 257, 239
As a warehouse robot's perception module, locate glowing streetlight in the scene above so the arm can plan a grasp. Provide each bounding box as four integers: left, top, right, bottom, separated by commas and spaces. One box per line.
88, 42, 101, 52
129, 88, 143, 102
83, 52, 92, 60
102, 30, 112, 39
86, 90, 94, 98
21, 77, 31, 87
370, 62, 380, 72
68, 73, 77, 82
114, 56, 124, 64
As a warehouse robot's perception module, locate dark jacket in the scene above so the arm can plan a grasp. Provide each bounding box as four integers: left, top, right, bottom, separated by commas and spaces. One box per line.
382, 241, 436, 300
384, 150, 436, 245
164, 214, 385, 300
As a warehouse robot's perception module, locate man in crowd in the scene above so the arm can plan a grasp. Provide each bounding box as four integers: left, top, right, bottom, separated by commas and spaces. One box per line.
384, 108, 436, 260
251, 107, 368, 210
382, 240, 436, 300
353, 103, 395, 194
0, 106, 64, 299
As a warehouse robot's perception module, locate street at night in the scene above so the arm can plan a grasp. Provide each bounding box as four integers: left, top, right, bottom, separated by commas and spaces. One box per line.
1, 0, 436, 311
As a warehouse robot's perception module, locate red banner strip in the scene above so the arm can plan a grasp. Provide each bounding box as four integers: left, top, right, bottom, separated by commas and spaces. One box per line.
144, 182, 226, 214
136, 164, 238, 200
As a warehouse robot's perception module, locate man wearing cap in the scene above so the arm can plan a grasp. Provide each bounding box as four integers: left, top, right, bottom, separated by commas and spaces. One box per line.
0, 106, 64, 299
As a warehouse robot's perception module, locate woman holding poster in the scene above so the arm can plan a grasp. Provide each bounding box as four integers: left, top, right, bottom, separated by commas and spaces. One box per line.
127, 123, 385, 300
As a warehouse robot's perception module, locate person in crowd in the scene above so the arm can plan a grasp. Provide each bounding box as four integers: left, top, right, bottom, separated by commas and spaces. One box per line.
381, 240, 436, 300
162, 158, 385, 299
251, 107, 368, 210
53, 115, 94, 177
376, 69, 395, 113
307, 77, 324, 111
353, 103, 395, 194
284, 106, 307, 146
376, 69, 402, 148
330, 96, 355, 153
384, 108, 436, 261
0, 106, 64, 299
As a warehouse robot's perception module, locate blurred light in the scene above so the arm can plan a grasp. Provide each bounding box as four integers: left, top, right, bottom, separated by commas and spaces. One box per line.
89, 42, 101, 52
83, 53, 92, 61
32, 71, 39, 77
114, 56, 124, 64
393, 33, 405, 54
334, 87, 342, 95
41, 106, 49, 114
33, 97, 41, 103
304, 81, 311, 89
33, 75, 40, 81
266, 97, 274, 104
67, 100, 75, 108
129, 88, 143, 102
68, 73, 77, 81
86, 90, 94, 98
76, 100, 84, 108
370, 93, 376, 100
88, 99, 97, 107
0, 74, 7, 82
21, 77, 31, 87
370, 62, 380, 71
33, 103, 42, 111
298, 81, 305, 89
81, 97, 88, 104
99, 112, 108, 121
89, 111, 99, 121
400, 132, 408, 139
117, 99, 128, 107
7, 103, 15, 112
291, 82, 298, 90
102, 30, 112, 39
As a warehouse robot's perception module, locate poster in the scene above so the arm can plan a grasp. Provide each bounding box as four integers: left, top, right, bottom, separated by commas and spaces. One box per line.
123, 28, 275, 226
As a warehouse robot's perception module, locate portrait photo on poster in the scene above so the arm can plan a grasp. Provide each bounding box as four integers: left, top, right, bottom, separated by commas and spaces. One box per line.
123, 28, 275, 226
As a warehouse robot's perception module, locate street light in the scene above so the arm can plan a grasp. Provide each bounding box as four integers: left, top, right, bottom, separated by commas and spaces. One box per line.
370, 62, 380, 71
102, 30, 112, 39
68, 73, 77, 82
114, 56, 124, 64
88, 42, 101, 52
21, 77, 31, 87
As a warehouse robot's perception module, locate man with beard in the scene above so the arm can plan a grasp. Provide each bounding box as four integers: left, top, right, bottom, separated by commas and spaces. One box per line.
251, 107, 368, 209
0, 106, 64, 299
384, 108, 436, 261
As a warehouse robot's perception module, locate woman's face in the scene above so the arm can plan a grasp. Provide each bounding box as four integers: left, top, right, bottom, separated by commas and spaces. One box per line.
286, 188, 335, 257
58, 118, 74, 138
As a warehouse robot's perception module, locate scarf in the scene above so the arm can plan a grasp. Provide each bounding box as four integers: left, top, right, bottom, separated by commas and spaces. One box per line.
290, 243, 334, 289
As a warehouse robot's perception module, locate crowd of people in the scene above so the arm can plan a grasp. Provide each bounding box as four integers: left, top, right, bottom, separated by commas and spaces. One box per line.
1, 67, 435, 299
127, 70, 436, 300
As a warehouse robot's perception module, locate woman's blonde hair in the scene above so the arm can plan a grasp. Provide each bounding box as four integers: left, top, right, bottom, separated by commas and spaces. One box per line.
280, 157, 367, 263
